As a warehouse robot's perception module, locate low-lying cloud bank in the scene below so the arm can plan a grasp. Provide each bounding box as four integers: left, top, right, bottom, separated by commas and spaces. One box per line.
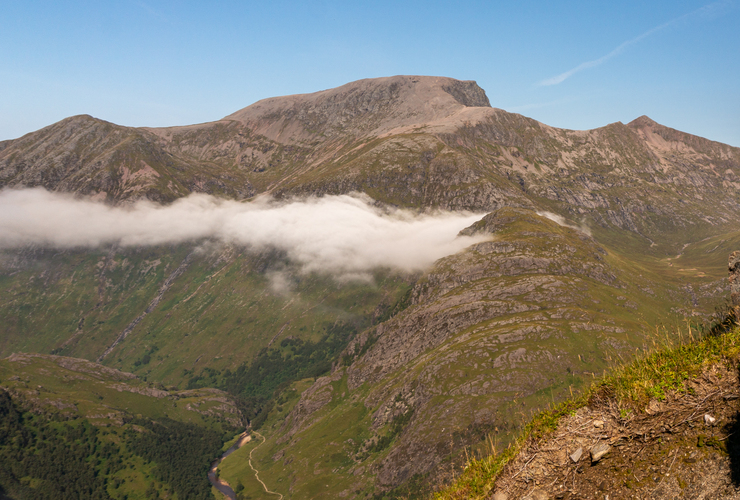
0, 188, 488, 276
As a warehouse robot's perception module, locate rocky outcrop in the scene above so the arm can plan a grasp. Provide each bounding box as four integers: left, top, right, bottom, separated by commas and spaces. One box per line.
279, 368, 345, 440
1, 353, 241, 427
346, 208, 616, 392
730, 251, 740, 315
7, 352, 136, 381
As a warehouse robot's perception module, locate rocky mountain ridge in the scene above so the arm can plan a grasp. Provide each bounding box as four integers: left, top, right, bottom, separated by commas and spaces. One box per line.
2, 76, 738, 256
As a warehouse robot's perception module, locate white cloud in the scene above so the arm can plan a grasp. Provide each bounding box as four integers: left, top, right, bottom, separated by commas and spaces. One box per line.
0, 188, 487, 277
536, 211, 591, 236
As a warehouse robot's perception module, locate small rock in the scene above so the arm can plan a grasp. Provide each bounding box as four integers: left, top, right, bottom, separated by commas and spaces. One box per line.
492, 493, 508, 500
569, 447, 583, 463
526, 490, 548, 500
704, 414, 717, 426
591, 442, 611, 463
593, 419, 604, 428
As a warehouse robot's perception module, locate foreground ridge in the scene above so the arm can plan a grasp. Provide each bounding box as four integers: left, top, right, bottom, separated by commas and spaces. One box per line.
437, 253, 740, 500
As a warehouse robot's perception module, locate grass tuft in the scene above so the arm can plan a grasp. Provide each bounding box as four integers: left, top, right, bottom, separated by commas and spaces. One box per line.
434, 310, 740, 500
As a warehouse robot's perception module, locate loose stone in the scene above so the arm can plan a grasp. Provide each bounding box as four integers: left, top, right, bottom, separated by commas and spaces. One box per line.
591, 442, 611, 463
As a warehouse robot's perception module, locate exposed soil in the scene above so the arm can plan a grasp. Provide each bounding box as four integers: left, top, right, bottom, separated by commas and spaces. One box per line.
491, 362, 740, 500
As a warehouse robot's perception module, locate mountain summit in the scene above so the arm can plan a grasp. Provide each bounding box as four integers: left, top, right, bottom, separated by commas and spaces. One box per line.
1, 75, 738, 235
223, 75, 493, 142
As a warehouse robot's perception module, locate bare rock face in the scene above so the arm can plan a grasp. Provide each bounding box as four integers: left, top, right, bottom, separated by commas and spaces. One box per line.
729, 251, 740, 314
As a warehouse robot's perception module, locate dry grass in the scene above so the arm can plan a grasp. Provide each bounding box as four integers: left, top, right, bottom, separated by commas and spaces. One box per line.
433, 311, 740, 500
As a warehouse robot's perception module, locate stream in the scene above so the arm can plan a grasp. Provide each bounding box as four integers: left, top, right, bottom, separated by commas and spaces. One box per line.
208, 432, 251, 499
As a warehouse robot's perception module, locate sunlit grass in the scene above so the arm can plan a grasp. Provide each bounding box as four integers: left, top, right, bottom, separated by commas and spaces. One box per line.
434, 311, 740, 500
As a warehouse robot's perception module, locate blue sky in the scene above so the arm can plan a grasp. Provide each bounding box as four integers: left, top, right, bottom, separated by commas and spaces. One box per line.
2, 0, 738, 146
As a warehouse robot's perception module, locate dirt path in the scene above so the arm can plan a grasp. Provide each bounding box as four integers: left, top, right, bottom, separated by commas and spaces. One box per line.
249, 431, 283, 499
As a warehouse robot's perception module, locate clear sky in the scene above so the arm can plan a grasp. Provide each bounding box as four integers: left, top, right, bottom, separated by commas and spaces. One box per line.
2, 0, 738, 146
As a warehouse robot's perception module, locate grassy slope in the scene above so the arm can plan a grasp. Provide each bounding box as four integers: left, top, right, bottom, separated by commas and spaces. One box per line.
1, 213, 735, 499
0, 245, 412, 386
0, 354, 239, 499
435, 314, 740, 499
214, 210, 736, 499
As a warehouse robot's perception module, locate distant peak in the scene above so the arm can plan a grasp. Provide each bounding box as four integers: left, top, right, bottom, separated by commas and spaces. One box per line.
628, 115, 658, 129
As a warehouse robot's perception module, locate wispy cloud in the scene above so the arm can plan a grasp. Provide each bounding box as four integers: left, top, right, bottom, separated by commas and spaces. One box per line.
132, 1, 170, 23
0, 188, 487, 279
536, 211, 591, 236
538, 0, 732, 86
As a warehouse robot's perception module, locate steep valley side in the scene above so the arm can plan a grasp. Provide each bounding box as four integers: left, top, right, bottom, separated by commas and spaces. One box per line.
231, 210, 737, 499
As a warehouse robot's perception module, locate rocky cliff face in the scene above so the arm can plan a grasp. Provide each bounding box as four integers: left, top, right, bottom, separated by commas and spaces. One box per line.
265, 207, 676, 494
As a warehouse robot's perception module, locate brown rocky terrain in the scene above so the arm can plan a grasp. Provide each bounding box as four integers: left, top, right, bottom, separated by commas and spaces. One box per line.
490, 362, 740, 500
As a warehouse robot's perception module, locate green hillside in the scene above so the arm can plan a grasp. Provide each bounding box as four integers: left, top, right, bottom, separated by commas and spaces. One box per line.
0, 353, 240, 499
437, 311, 740, 500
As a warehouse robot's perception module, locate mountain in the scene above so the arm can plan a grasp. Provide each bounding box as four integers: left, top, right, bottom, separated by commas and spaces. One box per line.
2, 76, 740, 498
4, 76, 739, 251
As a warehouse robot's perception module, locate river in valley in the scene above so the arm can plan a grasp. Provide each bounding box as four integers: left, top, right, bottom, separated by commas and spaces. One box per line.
208, 432, 251, 499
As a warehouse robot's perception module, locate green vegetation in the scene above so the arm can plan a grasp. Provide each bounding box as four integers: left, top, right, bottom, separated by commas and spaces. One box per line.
434, 311, 740, 500
215, 207, 737, 499
3, 77, 740, 499
186, 321, 358, 429
0, 389, 229, 500
127, 417, 223, 499
0, 391, 113, 499
0, 246, 413, 386
0, 354, 239, 500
